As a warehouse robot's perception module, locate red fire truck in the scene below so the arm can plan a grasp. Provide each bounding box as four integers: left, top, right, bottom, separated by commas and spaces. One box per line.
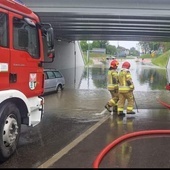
0, 0, 54, 162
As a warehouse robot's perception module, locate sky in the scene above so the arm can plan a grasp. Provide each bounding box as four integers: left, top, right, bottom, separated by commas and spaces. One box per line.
109, 41, 139, 50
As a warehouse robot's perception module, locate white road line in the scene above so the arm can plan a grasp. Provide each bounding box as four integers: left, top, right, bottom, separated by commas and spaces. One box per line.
38, 112, 110, 168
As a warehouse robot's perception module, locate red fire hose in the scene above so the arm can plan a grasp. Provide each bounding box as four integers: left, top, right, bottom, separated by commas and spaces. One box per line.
157, 99, 170, 109
93, 130, 170, 168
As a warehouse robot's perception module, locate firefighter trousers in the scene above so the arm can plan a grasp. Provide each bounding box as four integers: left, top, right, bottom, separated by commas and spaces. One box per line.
107, 90, 119, 109
117, 91, 134, 113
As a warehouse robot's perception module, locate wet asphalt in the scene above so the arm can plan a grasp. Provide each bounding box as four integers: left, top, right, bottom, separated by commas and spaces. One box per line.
0, 59, 170, 168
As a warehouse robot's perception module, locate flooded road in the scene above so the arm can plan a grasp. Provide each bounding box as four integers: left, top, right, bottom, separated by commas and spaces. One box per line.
0, 58, 169, 168
77, 59, 167, 91
61, 58, 169, 110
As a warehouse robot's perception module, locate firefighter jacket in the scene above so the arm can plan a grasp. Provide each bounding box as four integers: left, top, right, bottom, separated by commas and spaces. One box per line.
107, 69, 119, 91
118, 68, 134, 93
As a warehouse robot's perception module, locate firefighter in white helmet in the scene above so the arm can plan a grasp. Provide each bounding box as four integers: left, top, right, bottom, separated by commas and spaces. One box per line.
117, 61, 136, 116
105, 59, 119, 114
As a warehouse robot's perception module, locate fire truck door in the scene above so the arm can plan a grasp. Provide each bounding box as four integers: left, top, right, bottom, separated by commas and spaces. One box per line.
9, 14, 42, 97
0, 9, 10, 90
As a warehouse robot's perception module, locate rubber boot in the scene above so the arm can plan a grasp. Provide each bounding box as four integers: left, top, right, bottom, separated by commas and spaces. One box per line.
105, 104, 112, 112
127, 111, 136, 114
118, 111, 125, 116
113, 105, 117, 113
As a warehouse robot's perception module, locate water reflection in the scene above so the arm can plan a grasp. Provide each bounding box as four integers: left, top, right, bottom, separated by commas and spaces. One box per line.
79, 66, 107, 89
59, 59, 167, 91
103, 115, 134, 168
77, 59, 167, 91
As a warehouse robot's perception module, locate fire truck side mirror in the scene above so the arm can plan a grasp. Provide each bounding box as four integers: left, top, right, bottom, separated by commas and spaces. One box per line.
41, 23, 55, 63
46, 27, 55, 60
46, 27, 54, 50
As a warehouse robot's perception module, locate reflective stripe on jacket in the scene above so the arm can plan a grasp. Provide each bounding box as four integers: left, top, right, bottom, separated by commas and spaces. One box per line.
118, 69, 134, 93
107, 69, 118, 90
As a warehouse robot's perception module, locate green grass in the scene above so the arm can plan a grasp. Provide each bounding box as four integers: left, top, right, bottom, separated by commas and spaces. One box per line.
140, 53, 152, 59
151, 50, 170, 68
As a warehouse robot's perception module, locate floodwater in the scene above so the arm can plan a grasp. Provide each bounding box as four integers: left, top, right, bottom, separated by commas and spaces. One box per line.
79, 59, 167, 91
61, 58, 168, 92
53, 58, 169, 120
0, 58, 170, 168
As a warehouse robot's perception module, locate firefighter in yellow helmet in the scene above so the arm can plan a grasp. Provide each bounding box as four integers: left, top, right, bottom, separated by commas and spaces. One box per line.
105, 59, 119, 113
117, 61, 136, 116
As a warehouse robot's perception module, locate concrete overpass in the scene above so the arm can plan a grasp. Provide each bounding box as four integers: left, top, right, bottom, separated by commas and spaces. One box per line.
21, 0, 170, 42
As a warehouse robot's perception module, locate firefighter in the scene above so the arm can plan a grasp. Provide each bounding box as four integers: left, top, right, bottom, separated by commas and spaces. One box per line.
117, 61, 136, 116
105, 59, 119, 114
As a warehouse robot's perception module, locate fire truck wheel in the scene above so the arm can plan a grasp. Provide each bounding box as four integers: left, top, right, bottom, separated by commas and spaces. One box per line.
0, 102, 21, 162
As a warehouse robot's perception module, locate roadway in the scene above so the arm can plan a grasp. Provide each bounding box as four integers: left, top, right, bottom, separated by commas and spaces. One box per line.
0, 59, 170, 168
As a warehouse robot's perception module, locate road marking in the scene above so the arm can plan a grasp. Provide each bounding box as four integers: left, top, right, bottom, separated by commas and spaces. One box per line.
38, 112, 110, 168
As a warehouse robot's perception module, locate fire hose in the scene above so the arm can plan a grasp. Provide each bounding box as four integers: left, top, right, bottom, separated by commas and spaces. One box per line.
93, 97, 170, 168
157, 99, 170, 109
93, 130, 170, 168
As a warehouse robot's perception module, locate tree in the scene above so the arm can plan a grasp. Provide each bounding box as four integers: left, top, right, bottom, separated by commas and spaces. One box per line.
91, 41, 100, 48
80, 41, 88, 52
138, 41, 150, 54
148, 42, 160, 51
129, 47, 140, 56
92, 40, 109, 49
106, 45, 117, 55
80, 41, 93, 52
160, 42, 170, 52
138, 41, 161, 54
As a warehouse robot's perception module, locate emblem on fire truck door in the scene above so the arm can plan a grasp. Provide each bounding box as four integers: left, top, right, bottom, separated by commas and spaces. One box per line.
29, 73, 37, 90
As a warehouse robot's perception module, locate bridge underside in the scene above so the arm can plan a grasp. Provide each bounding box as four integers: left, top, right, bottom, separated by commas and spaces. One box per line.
22, 0, 170, 42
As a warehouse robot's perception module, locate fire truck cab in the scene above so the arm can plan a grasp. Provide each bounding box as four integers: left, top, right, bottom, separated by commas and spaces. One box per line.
0, 0, 54, 162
